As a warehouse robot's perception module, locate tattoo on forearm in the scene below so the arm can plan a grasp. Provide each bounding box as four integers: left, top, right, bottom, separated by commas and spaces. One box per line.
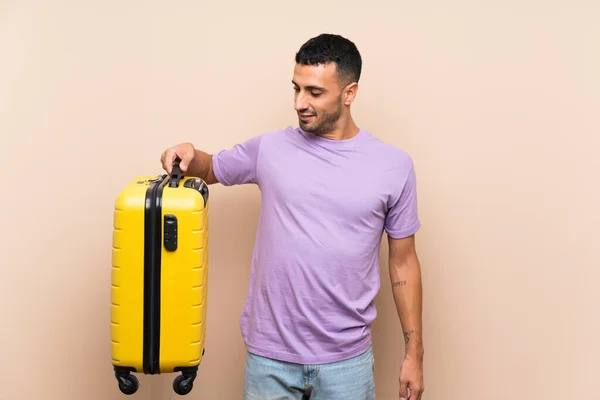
392, 280, 407, 287
404, 330, 414, 345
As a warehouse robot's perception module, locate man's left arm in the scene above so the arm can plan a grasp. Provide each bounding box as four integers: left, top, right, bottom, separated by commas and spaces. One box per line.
388, 233, 424, 400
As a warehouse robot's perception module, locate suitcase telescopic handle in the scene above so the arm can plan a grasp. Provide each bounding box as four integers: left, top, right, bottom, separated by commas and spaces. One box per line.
169, 157, 183, 188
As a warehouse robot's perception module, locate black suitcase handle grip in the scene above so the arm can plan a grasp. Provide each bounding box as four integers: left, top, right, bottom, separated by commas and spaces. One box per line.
169, 157, 183, 188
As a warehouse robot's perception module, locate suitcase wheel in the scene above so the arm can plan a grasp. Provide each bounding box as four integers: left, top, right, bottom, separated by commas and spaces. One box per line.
117, 374, 139, 395
173, 374, 195, 396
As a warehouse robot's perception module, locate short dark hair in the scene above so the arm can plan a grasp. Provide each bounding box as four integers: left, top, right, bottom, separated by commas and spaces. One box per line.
295, 33, 362, 88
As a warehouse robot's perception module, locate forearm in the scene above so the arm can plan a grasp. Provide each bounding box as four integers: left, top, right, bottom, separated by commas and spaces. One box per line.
187, 149, 219, 185
390, 255, 424, 360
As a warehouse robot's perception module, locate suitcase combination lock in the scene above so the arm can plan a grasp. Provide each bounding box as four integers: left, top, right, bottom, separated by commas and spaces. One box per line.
163, 214, 178, 251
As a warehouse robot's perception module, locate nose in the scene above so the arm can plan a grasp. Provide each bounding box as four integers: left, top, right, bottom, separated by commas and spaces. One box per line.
294, 92, 308, 112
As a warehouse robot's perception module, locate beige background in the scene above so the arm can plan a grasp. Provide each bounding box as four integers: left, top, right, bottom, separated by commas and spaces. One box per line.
1, 1, 599, 399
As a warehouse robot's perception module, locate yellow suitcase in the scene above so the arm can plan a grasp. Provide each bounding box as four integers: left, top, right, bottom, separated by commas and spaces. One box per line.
111, 159, 209, 396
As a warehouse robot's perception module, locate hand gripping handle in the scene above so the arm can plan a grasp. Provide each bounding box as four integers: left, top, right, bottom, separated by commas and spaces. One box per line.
169, 157, 183, 188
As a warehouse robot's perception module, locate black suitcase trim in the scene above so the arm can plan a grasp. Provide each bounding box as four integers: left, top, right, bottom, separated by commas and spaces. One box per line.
142, 174, 168, 375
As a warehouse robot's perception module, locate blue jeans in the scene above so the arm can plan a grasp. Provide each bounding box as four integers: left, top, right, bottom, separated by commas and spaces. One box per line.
243, 345, 376, 399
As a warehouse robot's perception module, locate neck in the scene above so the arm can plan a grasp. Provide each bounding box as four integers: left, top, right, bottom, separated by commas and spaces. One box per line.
317, 115, 360, 141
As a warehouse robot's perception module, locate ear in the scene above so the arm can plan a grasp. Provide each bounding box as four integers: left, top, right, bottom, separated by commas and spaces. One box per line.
342, 82, 359, 106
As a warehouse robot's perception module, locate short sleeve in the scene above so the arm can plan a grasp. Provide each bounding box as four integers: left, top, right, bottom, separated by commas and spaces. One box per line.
212, 134, 263, 186
384, 161, 421, 238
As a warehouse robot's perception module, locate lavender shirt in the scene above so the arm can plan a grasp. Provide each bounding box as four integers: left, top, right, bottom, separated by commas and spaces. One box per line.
212, 126, 420, 364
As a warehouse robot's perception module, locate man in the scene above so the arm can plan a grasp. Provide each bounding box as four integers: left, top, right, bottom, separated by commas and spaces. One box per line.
161, 33, 424, 400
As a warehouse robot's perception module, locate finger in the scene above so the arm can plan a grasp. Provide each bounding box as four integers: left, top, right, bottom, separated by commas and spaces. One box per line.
164, 150, 176, 174
409, 383, 424, 400
399, 379, 409, 400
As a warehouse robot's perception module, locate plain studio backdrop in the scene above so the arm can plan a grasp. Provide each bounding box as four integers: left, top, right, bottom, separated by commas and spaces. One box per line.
1, 1, 598, 399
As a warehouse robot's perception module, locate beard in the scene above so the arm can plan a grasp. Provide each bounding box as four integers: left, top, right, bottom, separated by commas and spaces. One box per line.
298, 95, 343, 135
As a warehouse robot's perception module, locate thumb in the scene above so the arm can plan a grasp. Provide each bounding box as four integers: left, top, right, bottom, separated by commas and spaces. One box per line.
177, 148, 194, 173
178, 159, 188, 172
172, 152, 187, 173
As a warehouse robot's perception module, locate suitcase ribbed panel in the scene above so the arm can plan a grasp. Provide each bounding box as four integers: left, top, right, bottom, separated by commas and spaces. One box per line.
111, 175, 159, 372
159, 179, 209, 372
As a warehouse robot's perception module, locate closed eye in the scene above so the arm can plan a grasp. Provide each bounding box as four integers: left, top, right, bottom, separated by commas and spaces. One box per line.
294, 87, 322, 96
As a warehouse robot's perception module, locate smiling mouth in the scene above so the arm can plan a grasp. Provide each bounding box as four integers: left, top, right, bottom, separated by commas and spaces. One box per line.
299, 114, 315, 121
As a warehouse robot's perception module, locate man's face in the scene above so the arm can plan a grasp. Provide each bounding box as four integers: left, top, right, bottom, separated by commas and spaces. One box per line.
292, 63, 344, 135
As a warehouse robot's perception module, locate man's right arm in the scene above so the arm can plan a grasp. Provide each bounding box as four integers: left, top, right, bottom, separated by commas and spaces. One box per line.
161, 134, 263, 187
161, 143, 219, 185
186, 149, 219, 185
